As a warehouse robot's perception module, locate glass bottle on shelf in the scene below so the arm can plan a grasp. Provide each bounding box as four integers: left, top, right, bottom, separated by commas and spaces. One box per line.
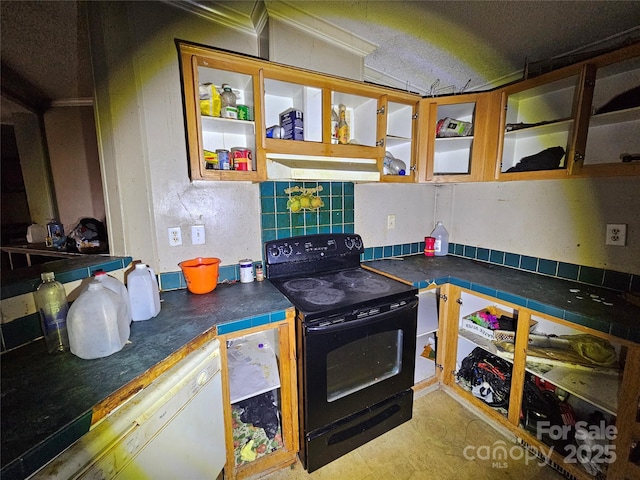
220, 84, 237, 119
337, 104, 349, 144
331, 107, 339, 144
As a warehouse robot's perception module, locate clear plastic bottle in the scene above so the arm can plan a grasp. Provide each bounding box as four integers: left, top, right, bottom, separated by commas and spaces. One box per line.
94, 271, 132, 323
220, 84, 237, 119
337, 104, 349, 144
67, 280, 130, 359
430, 221, 449, 256
34, 272, 70, 354
127, 263, 161, 321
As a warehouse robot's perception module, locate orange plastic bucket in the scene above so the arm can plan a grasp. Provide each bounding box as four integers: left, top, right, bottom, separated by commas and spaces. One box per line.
179, 257, 221, 294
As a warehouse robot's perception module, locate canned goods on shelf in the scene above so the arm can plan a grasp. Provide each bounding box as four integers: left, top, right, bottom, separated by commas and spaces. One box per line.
266, 125, 284, 139
230, 147, 252, 171
237, 105, 252, 121
220, 106, 238, 119
216, 149, 231, 170
204, 150, 219, 169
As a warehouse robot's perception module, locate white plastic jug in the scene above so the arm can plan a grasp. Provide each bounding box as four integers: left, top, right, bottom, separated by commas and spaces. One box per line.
127, 263, 161, 321
430, 221, 449, 257
67, 280, 130, 359
94, 271, 132, 323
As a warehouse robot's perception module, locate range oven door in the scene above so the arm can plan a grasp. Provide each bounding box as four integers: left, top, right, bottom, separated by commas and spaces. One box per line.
302, 296, 418, 433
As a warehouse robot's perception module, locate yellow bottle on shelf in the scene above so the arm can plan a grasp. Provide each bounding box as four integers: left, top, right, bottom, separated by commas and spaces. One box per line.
337, 104, 349, 145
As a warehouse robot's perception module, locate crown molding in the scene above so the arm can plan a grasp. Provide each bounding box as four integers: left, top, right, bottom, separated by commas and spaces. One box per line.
50, 98, 94, 108
265, 0, 378, 57
163, 0, 257, 36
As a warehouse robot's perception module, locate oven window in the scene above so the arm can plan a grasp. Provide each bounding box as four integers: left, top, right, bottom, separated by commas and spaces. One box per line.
326, 330, 403, 402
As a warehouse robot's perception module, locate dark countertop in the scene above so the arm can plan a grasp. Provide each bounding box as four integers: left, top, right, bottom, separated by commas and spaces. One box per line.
1, 281, 293, 480
3, 254, 639, 479
364, 255, 640, 343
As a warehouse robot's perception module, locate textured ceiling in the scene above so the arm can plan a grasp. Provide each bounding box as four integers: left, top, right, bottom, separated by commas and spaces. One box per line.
1, 0, 640, 119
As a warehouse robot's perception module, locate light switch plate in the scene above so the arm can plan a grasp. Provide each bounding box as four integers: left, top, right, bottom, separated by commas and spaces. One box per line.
387, 214, 396, 230
191, 225, 205, 245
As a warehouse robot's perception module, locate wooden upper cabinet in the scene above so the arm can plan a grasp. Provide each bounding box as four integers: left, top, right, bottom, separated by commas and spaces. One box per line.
492, 42, 640, 181
578, 44, 640, 177
418, 92, 494, 183
178, 41, 638, 184
177, 41, 422, 183
178, 43, 266, 181
380, 94, 421, 183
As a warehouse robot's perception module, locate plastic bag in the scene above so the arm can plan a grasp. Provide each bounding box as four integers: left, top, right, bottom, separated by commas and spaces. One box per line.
199, 83, 221, 117
67, 217, 108, 253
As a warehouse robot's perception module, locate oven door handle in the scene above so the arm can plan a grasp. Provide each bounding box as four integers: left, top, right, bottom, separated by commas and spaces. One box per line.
305, 298, 418, 334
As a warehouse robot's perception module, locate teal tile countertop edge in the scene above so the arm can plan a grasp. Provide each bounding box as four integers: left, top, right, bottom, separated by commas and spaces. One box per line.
1, 256, 134, 299
364, 255, 640, 344
1, 281, 293, 480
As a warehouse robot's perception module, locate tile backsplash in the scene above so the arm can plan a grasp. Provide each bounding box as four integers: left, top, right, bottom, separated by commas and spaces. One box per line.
159, 180, 638, 296
259, 181, 354, 244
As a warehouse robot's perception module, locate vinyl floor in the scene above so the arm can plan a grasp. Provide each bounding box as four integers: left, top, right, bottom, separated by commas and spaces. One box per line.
262, 387, 568, 480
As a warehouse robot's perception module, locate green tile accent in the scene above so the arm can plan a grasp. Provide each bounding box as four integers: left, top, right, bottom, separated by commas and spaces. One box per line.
558, 262, 579, 280
216, 310, 289, 335
449, 242, 634, 294
260, 181, 354, 246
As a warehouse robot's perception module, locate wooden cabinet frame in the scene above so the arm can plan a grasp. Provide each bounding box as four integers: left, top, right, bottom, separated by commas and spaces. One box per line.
490, 42, 640, 181
438, 285, 640, 480
177, 40, 422, 183
217, 310, 299, 480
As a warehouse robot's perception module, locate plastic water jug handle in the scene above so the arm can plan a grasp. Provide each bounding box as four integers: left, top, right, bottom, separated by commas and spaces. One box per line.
147, 266, 156, 281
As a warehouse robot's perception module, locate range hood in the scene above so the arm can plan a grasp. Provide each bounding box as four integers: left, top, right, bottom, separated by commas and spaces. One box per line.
266, 153, 381, 182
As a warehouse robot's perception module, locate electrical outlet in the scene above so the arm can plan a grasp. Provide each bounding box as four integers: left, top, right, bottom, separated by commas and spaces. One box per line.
605, 224, 626, 246
387, 214, 396, 230
191, 225, 205, 245
168, 227, 182, 246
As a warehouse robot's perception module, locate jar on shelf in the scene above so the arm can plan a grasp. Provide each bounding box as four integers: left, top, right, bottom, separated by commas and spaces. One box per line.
220, 84, 237, 119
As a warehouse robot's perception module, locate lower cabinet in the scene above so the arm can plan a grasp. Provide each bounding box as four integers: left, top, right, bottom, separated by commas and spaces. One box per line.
438, 284, 640, 480
217, 311, 299, 480
414, 289, 440, 386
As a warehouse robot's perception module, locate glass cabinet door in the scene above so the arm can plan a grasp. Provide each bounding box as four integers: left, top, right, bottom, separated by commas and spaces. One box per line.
178, 43, 264, 181
381, 99, 418, 182
421, 92, 490, 182
583, 53, 640, 171
496, 63, 597, 179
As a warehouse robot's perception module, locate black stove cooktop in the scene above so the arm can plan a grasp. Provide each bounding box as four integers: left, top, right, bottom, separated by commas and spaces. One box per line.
265, 234, 417, 322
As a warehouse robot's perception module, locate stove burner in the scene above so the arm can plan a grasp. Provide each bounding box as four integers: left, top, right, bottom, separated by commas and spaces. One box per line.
337, 270, 393, 294
303, 287, 346, 306
283, 278, 329, 292
350, 277, 392, 294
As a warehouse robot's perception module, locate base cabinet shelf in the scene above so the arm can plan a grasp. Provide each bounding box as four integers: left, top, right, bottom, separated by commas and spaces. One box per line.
439, 284, 640, 480
217, 312, 299, 480
414, 289, 440, 386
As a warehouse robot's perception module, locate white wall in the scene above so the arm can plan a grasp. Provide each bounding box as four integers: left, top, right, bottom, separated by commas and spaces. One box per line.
44, 106, 105, 231
438, 178, 640, 273
89, 2, 263, 272
87, 2, 640, 277
355, 183, 436, 247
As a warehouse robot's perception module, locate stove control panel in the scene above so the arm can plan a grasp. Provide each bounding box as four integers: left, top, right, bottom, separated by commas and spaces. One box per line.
265, 233, 364, 265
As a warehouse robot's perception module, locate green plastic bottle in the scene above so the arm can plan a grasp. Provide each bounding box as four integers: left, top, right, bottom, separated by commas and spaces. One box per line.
34, 272, 70, 353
